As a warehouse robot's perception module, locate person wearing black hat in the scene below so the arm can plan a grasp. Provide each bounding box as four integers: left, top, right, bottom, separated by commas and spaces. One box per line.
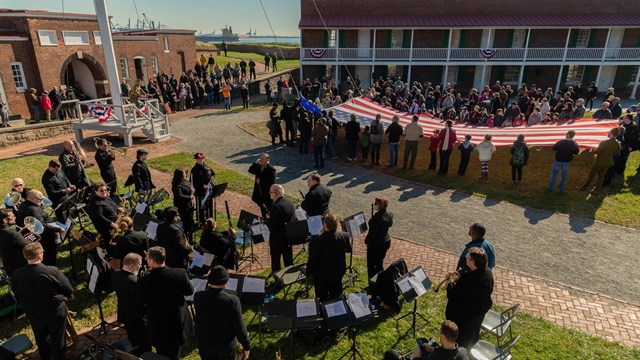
194, 265, 251, 360
95, 138, 118, 190
300, 173, 332, 217
248, 153, 276, 219
191, 152, 215, 223
87, 182, 121, 251
131, 149, 155, 195
504, 101, 521, 125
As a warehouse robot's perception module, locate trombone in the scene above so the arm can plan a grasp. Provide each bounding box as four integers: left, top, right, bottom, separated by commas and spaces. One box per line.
94, 137, 127, 157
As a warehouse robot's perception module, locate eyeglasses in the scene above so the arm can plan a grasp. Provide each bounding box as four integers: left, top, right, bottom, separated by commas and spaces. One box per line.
13, 184, 24, 187
97, 189, 108, 193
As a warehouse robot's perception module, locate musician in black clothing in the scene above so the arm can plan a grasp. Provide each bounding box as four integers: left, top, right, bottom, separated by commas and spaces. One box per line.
114, 216, 149, 261
8, 178, 30, 214
445, 247, 494, 350
266, 184, 295, 272
94, 138, 117, 190
137, 247, 194, 360
41, 160, 75, 222
301, 173, 332, 217
172, 169, 195, 243
191, 152, 215, 222
87, 183, 120, 250
308, 214, 352, 301
111, 253, 149, 353
199, 218, 236, 269
59, 140, 90, 189
157, 207, 192, 270
131, 149, 155, 195
194, 265, 251, 360
0, 209, 29, 276
364, 196, 393, 285
17, 190, 63, 266
248, 153, 276, 219
11, 243, 74, 360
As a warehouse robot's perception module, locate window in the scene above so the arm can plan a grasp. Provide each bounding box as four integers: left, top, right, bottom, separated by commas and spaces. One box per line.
163, 36, 169, 52
575, 29, 590, 48
390, 30, 403, 48
37, 30, 58, 46
387, 65, 401, 77
328, 30, 336, 48
450, 29, 461, 48
10, 62, 27, 92
566, 65, 584, 83
62, 31, 89, 45
151, 56, 159, 75
629, 65, 639, 85
511, 29, 526, 48
93, 31, 102, 45
503, 66, 520, 83
120, 57, 129, 79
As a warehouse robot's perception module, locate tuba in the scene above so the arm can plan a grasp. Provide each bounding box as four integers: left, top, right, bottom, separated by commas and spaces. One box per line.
4, 191, 22, 207
18, 216, 45, 243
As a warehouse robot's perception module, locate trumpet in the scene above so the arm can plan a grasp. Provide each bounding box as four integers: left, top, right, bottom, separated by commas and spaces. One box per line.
72, 139, 94, 169
433, 269, 461, 293
94, 137, 127, 157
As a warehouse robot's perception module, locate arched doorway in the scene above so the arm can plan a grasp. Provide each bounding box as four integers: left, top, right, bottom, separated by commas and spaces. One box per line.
133, 56, 148, 84
60, 53, 107, 100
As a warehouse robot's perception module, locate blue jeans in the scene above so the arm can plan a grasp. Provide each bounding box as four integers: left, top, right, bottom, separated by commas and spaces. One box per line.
389, 143, 399, 167
224, 97, 231, 110
326, 134, 337, 158
314, 144, 325, 168
207, 92, 213, 105
548, 161, 570, 192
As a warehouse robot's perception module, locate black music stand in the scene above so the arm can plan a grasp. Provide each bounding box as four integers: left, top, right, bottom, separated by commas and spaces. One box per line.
286, 215, 322, 260
85, 255, 120, 336
340, 212, 368, 287
206, 183, 228, 220
395, 266, 432, 336
261, 299, 323, 359
320, 292, 374, 360
237, 210, 262, 272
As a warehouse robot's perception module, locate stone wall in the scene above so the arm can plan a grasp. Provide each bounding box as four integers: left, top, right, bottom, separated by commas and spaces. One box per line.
225, 44, 299, 60
0, 120, 74, 148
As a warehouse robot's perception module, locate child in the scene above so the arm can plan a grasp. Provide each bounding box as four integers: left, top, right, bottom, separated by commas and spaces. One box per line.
512, 113, 526, 126
458, 106, 469, 122
428, 129, 440, 171
360, 125, 370, 162
457, 134, 475, 175
510, 134, 529, 183
40, 91, 52, 121
494, 108, 505, 127
543, 113, 552, 123
477, 134, 496, 180
552, 112, 560, 123
485, 114, 494, 127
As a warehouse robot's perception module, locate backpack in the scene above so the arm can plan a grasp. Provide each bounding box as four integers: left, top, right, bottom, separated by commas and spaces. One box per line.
512, 144, 525, 166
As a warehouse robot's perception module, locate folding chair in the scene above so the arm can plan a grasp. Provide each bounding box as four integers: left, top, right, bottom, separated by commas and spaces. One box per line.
470, 335, 521, 360
0, 334, 33, 359
0, 269, 19, 319
271, 263, 309, 299
481, 303, 521, 347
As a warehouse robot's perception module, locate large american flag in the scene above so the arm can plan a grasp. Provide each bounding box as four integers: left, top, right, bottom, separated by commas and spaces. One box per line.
329, 97, 619, 148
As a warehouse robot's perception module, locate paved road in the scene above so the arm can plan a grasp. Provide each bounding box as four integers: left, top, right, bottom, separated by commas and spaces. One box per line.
170, 110, 640, 303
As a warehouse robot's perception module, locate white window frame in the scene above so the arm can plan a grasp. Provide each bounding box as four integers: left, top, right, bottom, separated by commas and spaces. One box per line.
151, 56, 159, 75
93, 31, 102, 45
511, 29, 526, 48
163, 36, 170, 52
37, 30, 58, 46
328, 30, 336, 48
120, 57, 129, 79
10, 62, 28, 92
450, 29, 461, 48
503, 66, 520, 84
575, 29, 590, 48
566, 65, 584, 83
628, 65, 639, 86
390, 30, 403, 48
62, 31, 90, 45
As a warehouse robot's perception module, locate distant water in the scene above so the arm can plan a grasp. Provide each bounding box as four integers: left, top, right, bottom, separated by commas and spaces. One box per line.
232, 37, 300, 45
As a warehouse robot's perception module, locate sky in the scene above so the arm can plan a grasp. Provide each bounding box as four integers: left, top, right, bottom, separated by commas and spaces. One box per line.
2, 0, 301, 36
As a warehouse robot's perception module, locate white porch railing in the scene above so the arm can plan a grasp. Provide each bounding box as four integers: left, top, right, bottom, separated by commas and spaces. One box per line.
300, 47, 640, 62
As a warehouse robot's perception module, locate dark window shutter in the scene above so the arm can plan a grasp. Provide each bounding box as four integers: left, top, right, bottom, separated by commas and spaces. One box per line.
386, 30, 392, 47
434, 66, 443, 84
402, 30, 411, 48
339, 30, 345, 48
507, 29, 514, 48
497, 66, 506, 82
322, 31, 328, 47
561, 66, 570, 83
587, 29, 596, 48
569, 29, 578, 48
459, 30, 467, 48
623, 65, 634, 83
443, 30, 450, 47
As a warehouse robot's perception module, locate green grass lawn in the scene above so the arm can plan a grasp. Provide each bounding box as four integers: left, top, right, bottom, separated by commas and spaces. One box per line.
240, 121, 640, 229
199, 50, 299, 73
3, 156, 640, 359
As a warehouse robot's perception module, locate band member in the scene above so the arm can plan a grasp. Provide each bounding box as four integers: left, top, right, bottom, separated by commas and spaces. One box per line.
111, 253, 149, 354
364, 196, 393, 285
190, 152, 215, 222
18, 190, 63, 266
157, 207, 192, 270
8, 178, 30, 214
411, 321, 471, 360
171, 168, 195, 243
445, 247, 494, 349
0, 209, 29, 276
300, 173, 333, 217
11, 242, 74, 360
137, 246, 194, 360
131, 149, 155, 195
95, 138, 117, 190
194, 265, 251, 360
457, 223, 495, 274
41, 160, 75, 222
87, 182, 120, 250
249, 153, 276, 219
266, 184, 295, 272
307, 214, 352, 301
114, 216, 149, 262
59, 140, 90, 189
199, 218, 236, 270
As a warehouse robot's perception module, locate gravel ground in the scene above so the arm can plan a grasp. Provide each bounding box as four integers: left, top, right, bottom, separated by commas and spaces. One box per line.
169, 109, 640, 303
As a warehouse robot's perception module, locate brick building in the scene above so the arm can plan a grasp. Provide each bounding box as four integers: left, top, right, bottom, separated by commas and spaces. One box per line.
299, 0, 640, 98
0, 9, 195, 120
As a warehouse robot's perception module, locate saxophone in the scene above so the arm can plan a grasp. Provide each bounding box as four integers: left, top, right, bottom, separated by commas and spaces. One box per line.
109, 212, 127, 240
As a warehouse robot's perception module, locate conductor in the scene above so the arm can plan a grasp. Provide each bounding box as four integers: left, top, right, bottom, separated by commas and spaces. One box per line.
95, 138, 117, 189
191, 151, 215, 222
300, 173, 332, 217
131, 149, 155, 195
266, 184, 295, 272
248, 153, 276, 219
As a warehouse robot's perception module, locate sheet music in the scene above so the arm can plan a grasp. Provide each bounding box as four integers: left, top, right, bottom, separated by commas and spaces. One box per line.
88, 263, 99, 293
225, 277, 239, 292
190, 251, 206, 269
397, 277, 412, 294
203, 253, 215, 267
324, 300, 347, 318
185, 278, 208, 301
145, 221, 158, 240
261, 224, 270, 242
242, 277, 265, 293
347, 293, 371, 319
56, 218, 72, 240
295, 207, 308, 221
409, 276, 427, 297
355, 213, 365, 226
413, 267, 427, 283
296, 300, 317, 318
348, 220, 359, 237
85, 258, 92, 275
135, 202, 147, 214
201, 183, 212, 207
307, 215, 323, 236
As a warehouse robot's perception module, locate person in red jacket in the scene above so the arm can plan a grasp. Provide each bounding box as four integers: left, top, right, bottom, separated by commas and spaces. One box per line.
427, 129, 440, 171
40, 91, 53, 121
437, 120, 458, 175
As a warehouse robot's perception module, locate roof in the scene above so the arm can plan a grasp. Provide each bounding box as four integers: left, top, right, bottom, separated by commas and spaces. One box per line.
113, 29, 197, 36
299, 14, 640, 29
0, 8, 98, 21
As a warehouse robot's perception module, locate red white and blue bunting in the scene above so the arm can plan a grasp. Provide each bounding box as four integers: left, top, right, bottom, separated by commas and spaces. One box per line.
480, 49, 497, 59
138, 100, 148, 113
308, 48, 327, 59
86, 104, 113, 122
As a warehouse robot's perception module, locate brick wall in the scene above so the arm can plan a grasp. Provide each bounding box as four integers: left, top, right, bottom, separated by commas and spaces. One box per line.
0, 41, 38, 119
301, 30, 325, 47
528, 29, 569, 48
621, 29, 640, 47
341, 30, 358, 48
522, 66, 561, 89
413, 30, 448, 48
0, 120, 73, 148
411, 66, 443, 85
492, 30, 511, 48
